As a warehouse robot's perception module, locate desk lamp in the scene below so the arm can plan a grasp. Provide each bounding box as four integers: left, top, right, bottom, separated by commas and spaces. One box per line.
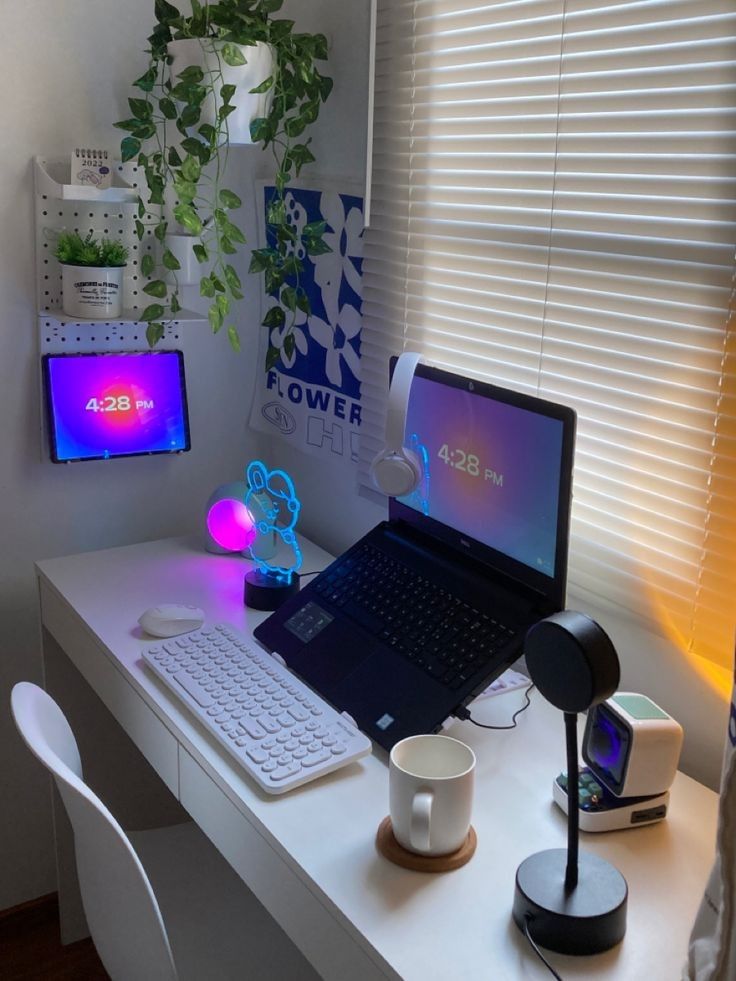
512, 611, 628, 955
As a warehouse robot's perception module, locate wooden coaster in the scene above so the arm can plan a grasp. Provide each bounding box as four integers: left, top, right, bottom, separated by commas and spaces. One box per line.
375, 816, 477, 872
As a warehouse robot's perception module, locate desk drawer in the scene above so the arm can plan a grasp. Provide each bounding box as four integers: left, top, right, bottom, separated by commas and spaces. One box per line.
178, 748, 390, 981
40, 579, 179, 796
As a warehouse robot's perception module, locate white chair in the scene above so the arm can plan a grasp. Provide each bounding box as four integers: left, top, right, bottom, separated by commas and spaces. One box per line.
11, 682, 320, 981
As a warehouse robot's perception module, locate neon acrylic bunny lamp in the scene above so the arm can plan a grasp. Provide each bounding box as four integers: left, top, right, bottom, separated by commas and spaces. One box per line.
243, 460, 303, 611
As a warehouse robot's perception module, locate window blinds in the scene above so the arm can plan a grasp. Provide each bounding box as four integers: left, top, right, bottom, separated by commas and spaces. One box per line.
362, 0, 736, 669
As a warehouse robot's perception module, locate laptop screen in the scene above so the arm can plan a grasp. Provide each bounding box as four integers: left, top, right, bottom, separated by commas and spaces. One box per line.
391, 362, 575, 602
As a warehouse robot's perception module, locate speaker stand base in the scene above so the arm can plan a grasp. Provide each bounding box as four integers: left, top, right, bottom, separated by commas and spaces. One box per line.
513, 848, 627, 956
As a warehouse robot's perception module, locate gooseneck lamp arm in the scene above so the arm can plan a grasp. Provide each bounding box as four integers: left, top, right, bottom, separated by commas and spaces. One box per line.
564, 712, 579, 892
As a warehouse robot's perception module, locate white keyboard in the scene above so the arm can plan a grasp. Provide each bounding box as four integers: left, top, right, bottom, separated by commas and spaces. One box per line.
142, 622, 371, 794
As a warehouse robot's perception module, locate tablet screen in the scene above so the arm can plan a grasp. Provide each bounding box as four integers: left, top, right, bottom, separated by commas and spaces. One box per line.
43, 351, 191, 462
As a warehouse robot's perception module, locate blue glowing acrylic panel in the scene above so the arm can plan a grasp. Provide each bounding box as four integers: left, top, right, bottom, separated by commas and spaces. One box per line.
43, 351, 190, 463
245, 460, 303, 582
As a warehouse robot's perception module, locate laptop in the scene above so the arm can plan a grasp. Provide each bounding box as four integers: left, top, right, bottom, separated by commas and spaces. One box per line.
254, 361, 576, 752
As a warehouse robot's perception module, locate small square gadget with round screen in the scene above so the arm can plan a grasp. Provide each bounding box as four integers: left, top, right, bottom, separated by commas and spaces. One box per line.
43, 351, 191, 463
553, 692, 684, 831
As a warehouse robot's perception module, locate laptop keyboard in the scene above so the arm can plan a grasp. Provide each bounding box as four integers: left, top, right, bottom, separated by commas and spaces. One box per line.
313, 542, 517, 690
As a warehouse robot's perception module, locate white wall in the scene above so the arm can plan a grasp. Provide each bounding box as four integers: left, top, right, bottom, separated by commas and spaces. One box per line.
0, 0, 261, 910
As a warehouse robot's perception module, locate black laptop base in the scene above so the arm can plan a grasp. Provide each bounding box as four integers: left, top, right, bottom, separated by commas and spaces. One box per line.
254, 521, 546, 751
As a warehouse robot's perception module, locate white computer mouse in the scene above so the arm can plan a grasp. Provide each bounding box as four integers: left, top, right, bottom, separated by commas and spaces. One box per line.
138, 604, 205, 638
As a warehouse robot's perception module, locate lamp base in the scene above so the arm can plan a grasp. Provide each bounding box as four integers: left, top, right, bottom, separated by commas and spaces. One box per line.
513, 848, 627, 955
244, 569, 300, 611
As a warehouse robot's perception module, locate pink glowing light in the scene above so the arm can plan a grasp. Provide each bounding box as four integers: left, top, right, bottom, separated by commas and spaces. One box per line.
206, 498, 256, 552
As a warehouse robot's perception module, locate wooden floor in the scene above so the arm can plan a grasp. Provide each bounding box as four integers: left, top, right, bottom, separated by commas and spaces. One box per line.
0, 893, 109, 980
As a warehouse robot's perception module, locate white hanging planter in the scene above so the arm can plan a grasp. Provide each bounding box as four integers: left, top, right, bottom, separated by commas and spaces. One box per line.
163, 233, 201, 285
167, 39, 274, 146
61, 264, 124, 319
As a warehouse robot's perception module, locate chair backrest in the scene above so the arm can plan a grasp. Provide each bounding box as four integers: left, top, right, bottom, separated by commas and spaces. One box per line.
11, 682, 178, 981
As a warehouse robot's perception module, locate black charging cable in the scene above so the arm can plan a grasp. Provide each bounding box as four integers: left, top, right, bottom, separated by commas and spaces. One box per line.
456, 683, 535, 730
523, 915, 564, 980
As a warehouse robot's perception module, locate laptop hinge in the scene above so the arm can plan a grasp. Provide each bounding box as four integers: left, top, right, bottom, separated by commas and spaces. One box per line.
378, 522, 544, 620
384, 517, 554, 610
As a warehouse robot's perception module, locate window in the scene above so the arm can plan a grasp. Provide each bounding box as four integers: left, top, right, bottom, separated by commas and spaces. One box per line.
362, 0, 736, 669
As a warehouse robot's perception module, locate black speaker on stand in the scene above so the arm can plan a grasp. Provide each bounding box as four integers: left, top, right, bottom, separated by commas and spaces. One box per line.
512, 611, 628, 956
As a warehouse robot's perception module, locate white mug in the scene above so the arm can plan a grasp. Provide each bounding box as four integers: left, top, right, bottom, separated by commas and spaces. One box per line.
389, 734, 475, 856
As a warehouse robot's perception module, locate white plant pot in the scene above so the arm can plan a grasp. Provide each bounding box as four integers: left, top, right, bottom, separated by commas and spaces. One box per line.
163, 234, 202, 286
167, 39, 274, 146
61, 264, 124, 319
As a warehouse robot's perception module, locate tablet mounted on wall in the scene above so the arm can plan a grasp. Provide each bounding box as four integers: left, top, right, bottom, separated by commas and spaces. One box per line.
42, 351, 191, 463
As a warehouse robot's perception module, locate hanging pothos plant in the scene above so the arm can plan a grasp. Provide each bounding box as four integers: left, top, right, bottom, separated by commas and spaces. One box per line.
115, 0, 332, 355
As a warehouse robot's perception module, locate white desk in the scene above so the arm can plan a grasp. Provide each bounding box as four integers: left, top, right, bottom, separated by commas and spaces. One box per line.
37, 535, 718, 981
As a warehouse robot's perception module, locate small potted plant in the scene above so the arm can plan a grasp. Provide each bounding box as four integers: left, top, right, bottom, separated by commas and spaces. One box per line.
116, 0, 333, 351
54, 232, 129, 319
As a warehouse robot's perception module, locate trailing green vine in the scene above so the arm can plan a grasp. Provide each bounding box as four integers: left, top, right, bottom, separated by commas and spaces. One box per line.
115, 0, 332, 355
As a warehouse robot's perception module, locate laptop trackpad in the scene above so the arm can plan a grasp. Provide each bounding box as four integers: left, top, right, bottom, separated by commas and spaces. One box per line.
331, 647, 451, 747
288, 620, 371, 691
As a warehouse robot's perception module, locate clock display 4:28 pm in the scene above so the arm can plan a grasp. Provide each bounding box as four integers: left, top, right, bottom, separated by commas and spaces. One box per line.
437, 443, 504, 485
85, 394, 155, 413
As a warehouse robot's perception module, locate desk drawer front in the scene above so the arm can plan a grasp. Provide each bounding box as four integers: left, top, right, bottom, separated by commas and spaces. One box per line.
40, 579, 179, 796
178, 748, 389, 981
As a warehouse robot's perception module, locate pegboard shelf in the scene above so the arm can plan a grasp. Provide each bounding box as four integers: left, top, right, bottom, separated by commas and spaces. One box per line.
34, 157, 191, 329
34, 156, 137, 203
37, 313, 195, 354
39, 307, 204, 326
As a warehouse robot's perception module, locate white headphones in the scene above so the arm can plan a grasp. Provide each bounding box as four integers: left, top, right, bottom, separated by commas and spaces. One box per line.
370, 351, 422, 497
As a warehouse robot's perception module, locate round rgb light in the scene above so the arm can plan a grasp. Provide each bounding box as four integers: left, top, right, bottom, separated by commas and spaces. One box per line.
206, 498, 256, 552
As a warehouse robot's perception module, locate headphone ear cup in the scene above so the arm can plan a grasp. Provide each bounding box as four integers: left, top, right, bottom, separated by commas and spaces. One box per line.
371, 446, 422, 497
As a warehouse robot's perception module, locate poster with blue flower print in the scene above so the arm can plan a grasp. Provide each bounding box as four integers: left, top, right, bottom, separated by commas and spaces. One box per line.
249, 182, 364, 467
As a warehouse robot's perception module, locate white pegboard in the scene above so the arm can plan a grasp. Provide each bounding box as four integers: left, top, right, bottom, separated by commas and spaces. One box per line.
34, 156, 160, 323
35, 312, 219, 463
33, 157, 211, 460
38, 314, 189, 354
37, 315, 189, 462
